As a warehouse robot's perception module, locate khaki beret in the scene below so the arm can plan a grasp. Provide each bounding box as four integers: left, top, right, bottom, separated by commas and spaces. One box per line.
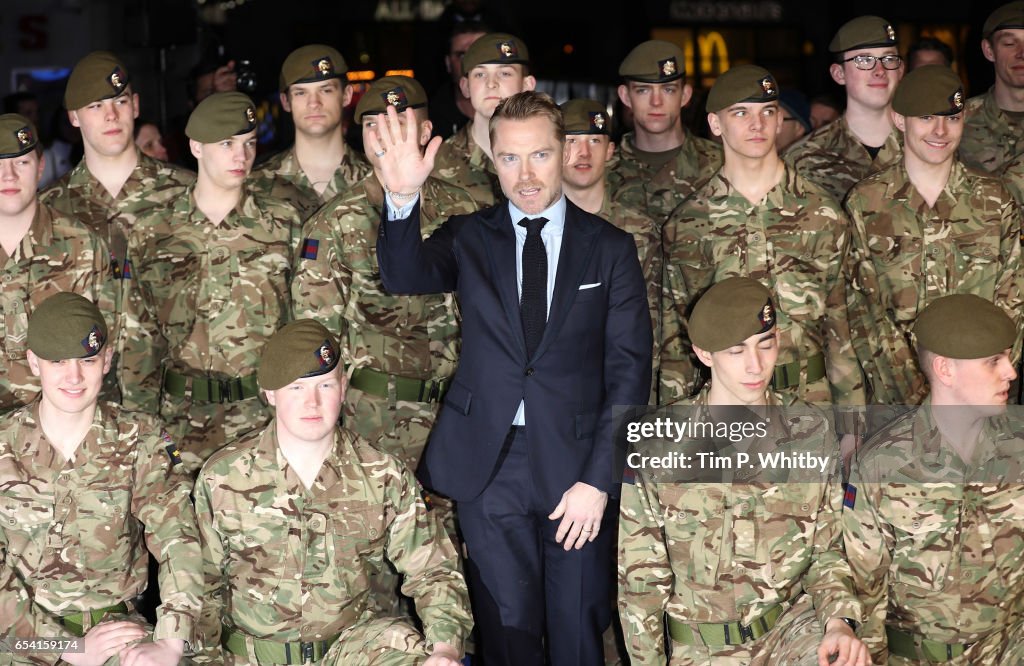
913, 295, 1016, 359
279, 44, 347, 90
64, 51, 130, 110
462, 33, 529, 73
706, 64, 778, 113
560, 98, 610, 135
892, 65, 964, 117
0, 115, 38, 158
829, 16, 897, 54
984, 2, 1024, 38
259, 319, 341, 391
355, 75, 428, 121
689, 277, 776, 353
186, 92, 257, 143
619, 40, 685, 83
28, 292, 107, 361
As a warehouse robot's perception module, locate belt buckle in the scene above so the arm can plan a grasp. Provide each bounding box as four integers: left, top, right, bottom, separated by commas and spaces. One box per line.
427, 380, 440, 403
738, 622, 755, 642
301, 641, 315, 663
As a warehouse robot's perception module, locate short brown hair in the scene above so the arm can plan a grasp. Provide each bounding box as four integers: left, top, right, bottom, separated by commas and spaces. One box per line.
489, 91, 565, 147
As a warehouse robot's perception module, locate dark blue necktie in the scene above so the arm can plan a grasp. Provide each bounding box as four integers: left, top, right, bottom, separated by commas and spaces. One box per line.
519, 217, 548, 358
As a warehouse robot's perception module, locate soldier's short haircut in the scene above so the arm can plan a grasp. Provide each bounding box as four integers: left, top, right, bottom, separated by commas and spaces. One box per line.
918, 347, 937, 382
488, 91, 564, 147
908, 37, 954, 66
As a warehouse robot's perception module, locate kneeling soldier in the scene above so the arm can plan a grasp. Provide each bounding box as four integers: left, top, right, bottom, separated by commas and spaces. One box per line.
193, 320, 472, 665
844, 294, 1024, 664
620, 277, 869, 665
0, 292, 201, 665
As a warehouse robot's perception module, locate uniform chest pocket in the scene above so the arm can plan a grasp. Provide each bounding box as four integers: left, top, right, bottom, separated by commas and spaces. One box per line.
218, 510, 294, 601
887, 497, 959, 592
232, 245, 291, 332
75, 489, 133, 574
952, 235, 1000, 285
761, 490, 820, 586
658, 486, 724, 584
1, 494, 53, 563
328, 504, 387, 593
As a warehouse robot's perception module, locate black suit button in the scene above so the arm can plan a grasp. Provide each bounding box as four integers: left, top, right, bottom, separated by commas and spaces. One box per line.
525, 367, 535, 376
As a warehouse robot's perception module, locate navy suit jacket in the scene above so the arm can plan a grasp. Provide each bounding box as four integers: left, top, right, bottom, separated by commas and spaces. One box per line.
377, 198, 652, 508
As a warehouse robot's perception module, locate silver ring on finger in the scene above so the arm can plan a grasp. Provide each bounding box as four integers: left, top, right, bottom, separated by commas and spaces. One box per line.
374, 149, 387, 157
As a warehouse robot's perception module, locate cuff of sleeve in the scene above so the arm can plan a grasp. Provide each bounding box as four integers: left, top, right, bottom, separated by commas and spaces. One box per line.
424, 624, 465, 658
385, 192, 421, 219
818, 600, 863, 630
153, 610, 196, 646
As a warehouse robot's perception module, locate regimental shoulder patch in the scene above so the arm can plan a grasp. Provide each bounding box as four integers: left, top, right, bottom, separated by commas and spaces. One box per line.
161, 430, 183, 466
110, 252, 121, 280
301, 238, 320, 260
622, 465, 636, 485
843, 483, 857, 509
122, 259, 133, 280
421, 488, 434, 511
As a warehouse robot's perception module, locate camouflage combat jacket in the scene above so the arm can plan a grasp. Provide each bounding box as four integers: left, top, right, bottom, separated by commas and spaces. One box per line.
249, 145, 372, 220
193, 425, 473, 658
120, 186, 300, 412
845, 161, 1023, 405
40, 151, 194, 312
607, 131, 723, 222
0, 205, 113, 414
661, 165, 863, 408
431, 121, 500, 209
843, 399, 1024, 663
618, 387, 860, 664
0, 401, 202, 648
783, 116, 902, 205
959, 87, 1024, 174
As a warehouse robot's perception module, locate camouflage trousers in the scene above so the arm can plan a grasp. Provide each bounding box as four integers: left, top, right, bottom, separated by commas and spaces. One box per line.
888, 621, 1024, 665
667, 594, 822, 665
159, 391, 272, 476
221, 617, 430, 666
343, 388, 438, 471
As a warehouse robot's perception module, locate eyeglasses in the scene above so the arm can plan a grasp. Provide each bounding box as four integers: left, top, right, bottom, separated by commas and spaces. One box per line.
843, 54, 903, 70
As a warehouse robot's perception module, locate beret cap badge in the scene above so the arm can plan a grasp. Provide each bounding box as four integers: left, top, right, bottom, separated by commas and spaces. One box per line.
591, 112, 605, 130
82, 325, 104, 354
660, 57, 677, 77
886, 24, 896, 41
246, 106, 256, 124
499, 40, 517, 58
315, 57, 333, 76
760, 302, 774, 328
109, 67, 125, 92
761, 77, 776, 96
952, 89, 964, 110
318, 341, 334, 368
384, 87, 408, 108
15, 127, 31, 147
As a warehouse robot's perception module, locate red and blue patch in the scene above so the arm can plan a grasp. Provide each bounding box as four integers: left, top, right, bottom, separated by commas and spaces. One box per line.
843, 483, 857, 509
122, 259, 133, 280
301, 238, 319, 260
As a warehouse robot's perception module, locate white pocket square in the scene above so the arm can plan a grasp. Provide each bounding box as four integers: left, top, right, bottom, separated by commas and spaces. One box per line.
579, 282, 602, 290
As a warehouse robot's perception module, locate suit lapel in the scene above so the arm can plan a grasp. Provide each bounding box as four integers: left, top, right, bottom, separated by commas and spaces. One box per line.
481, 205, 528, 358
532, 202, 599, 361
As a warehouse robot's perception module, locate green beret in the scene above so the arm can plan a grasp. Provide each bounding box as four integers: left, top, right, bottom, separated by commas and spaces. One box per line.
0, 115, 38, 158
560, 99, 610, 135
279, 44, 347, 90
913, 295, 1016, 359
828, 16, 897, 54
64, 51, 130, 110
892, 65, 964, 117
28, 292, 107, 361
689, 277, 776, 353
259, 319, 341, 391
984, 1, 1024, 38
461, 33, 529, 73
706, 64, 778, 113
355, 76, 427, 121
619, 40, 685, 83
186, 92, 257, 143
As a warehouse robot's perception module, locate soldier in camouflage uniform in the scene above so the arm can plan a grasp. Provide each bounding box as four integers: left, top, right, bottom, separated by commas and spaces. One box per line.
194, 320, 472, 665
608, 40, 723, 221
845, 66, 1023, 407
844, 294, 1024, 664
41, 51, 194, 320
560, 98, 661, 403
661, 65, 864, 440
959, 3, 1024, 173
249, 45, 372, 220
0, 293, 201, 665
783, 16, 904, 204
620, 278, 868, 666
292, 75, 474, 471
431, 32, 535, 209
0, 114, 113, 416
120, 93, 300, 475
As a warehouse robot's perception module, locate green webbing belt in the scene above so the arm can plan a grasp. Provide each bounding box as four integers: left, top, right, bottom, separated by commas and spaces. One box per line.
59, 601, 130, 637
349, 366, 450, 403
772, 352, 826, 390
222, 626, 338, 665
667, 603, 784, 646
886, 626, 969, 662
163, 369, 260, 403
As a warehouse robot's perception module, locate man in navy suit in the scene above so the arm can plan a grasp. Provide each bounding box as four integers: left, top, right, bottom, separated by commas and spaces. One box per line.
369, 91, 652, 665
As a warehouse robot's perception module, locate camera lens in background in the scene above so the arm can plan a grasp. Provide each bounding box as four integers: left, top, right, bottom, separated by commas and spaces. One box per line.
236, 59, 257, 94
